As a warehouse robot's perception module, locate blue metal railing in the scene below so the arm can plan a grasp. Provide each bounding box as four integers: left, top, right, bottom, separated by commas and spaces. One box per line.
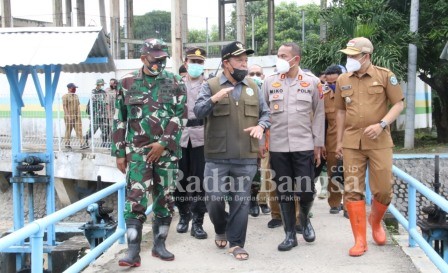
389, 164, 448, 273
0, 181, 126, 273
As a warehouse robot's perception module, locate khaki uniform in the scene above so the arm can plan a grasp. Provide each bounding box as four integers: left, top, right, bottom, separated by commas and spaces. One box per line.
62, 93, 83, 146
334, 64, 403, 205
323, 88, 343, 208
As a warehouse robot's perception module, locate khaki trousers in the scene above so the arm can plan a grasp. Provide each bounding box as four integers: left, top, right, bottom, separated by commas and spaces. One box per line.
343, 148, 393, 205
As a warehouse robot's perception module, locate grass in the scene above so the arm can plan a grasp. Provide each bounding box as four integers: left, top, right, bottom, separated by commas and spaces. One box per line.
392, 129, 448, 154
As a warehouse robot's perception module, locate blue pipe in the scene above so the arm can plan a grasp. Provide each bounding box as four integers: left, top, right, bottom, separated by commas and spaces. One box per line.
393, 165, 448, 212
0, 181, 126, 251
64, 229, 126, 273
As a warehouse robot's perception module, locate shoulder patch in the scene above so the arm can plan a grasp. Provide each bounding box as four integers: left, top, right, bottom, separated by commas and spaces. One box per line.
376, 66, 391, 73
318, 83, 323, 99
390, 76, 398, 86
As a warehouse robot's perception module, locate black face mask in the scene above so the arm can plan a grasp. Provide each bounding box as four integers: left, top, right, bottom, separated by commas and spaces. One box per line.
230, 65, 248, 82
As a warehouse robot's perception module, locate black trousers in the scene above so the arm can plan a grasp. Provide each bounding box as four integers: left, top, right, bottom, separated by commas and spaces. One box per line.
174, 140, 207, 215
270, 151, 316, 203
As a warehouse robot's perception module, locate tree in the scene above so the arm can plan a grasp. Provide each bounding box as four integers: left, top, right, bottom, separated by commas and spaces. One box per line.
133, 11, 171, 42
227, 2, 321, 56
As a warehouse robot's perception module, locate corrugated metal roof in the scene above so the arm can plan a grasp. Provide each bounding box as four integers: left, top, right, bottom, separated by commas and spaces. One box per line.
0, 26, 115, 73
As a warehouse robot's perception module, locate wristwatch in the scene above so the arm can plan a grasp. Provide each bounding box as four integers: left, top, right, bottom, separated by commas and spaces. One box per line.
379, 120, 388, 129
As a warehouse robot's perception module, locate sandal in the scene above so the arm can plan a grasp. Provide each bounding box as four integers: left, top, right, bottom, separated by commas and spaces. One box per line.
228, 246, 249, 261
214, 233, 228, 249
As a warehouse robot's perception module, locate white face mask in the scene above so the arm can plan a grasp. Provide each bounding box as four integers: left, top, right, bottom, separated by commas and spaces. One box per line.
249, 76, 263, 86
345, 55, 365, 72
275, 57, 295, 74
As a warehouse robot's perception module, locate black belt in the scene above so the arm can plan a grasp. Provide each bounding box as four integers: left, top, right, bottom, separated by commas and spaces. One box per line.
186, 119, 204, 127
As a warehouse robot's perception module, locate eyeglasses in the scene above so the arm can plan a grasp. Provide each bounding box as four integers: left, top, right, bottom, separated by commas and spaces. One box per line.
249, 72, 262, 77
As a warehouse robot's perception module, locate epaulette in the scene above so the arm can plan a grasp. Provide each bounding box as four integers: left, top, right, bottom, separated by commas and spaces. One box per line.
375, 66, 391, 73
304, 71, 316, 77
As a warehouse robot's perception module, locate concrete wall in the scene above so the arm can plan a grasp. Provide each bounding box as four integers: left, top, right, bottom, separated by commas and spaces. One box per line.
392, 157, 448, 221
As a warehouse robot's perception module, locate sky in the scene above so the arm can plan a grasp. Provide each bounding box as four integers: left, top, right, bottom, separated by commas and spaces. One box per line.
6, 0, 319, 31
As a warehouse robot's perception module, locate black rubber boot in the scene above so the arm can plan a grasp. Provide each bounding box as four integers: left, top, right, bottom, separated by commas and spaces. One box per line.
118, 219, 142, 267
249, 198, 260, 217
176, 212, 191, 233
152, 217, 175, 261
190, 213, 208, 239
278, 202, 298, 251
300, 201, 316, 242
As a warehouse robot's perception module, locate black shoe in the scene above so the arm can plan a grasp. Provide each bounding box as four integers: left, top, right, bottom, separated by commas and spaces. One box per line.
267, 219, 282, 228
343, 210, 349, 219
80, 143, 89, 149
295, 224, 303, 234
176, 214, 191, 233
260, 204, 271, 214
65, 145, 72, 150
190, 213, 208, 239
249, 200, 260, 217
329, 206, 341, 214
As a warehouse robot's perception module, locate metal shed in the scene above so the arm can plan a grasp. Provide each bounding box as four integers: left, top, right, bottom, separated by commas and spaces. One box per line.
0, 26, 115, 272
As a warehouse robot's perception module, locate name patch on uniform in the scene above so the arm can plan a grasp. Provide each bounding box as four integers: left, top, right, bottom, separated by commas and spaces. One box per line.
390, 76, 398, 85
300, 81, 310, 87
272, 82, 282, 88
269, 89, 283, 94
246, 88, 254, 96
298, 88, 311, 94
341, 85, 352, 90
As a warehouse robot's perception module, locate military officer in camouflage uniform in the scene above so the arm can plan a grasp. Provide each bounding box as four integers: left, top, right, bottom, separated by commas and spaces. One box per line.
113, 38, 186, 267
81, 79, 110, 148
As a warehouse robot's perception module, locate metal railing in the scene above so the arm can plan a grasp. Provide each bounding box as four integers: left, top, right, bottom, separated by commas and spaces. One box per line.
0, 92, 115, 153
0, 181, 126, 273
388, 163, 448, 272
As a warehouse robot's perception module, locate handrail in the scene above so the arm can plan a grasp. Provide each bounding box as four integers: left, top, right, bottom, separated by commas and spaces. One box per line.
0, 180, 127, 273
390, 165, 448, 273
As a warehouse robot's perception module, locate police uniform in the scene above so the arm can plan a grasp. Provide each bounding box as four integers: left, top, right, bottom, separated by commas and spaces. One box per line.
264, 68, 325, 199
174, 47, 208, 239
335, 37, 404, 257
322, 86, 343, 209
263, 67, 325, 248
334, 64, 403, 204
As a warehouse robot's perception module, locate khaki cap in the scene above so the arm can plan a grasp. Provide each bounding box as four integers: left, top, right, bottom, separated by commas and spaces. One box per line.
339, 37, 374, 55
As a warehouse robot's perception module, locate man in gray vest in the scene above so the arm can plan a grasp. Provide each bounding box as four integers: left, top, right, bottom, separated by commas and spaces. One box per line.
194, 41, 270, 260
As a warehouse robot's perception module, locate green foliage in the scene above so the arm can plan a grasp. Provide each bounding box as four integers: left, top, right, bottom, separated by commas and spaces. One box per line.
133, 11, 171, 42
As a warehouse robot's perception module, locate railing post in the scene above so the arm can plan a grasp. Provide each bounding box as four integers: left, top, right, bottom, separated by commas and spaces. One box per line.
365, 164, 371, 205
408, 184, 417, 247
118, 185, 125, 244
31, 229, 44, 273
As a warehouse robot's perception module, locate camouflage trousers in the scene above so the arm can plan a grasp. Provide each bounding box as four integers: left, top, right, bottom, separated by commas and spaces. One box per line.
124, 158, 178, 223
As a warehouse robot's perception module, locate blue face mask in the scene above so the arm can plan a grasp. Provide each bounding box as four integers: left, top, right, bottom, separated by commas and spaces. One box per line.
328, 83, 336, 92
187, 63, 204, 78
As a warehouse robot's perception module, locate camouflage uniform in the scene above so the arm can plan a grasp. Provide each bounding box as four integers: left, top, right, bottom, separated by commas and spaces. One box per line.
112, 69, 186, 223
85, 88, 110, 145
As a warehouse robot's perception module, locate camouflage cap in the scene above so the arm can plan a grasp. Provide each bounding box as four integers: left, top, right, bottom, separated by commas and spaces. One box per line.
141, 38, 170, 58
96, 79, 105, 85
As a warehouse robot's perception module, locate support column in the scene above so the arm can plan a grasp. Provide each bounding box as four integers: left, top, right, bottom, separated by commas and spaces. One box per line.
1, 0, 12, 27
267, 0, 275, 54
219, 0, 225, 41
110, 0, 120, 59
99, 0, 107, 33
76, 0, 86, 26
53, 0, 63, 26
65, 0, 72, 26
236, 0, 246, 43
171, 0, 183, 74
